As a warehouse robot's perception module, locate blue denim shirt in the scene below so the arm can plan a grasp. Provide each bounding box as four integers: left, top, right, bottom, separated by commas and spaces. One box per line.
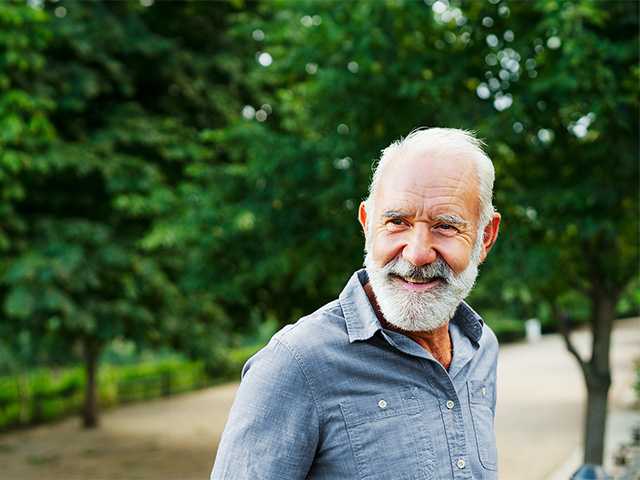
212, 269, 499, 480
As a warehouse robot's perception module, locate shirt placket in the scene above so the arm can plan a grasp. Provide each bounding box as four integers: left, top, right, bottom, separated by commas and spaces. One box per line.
431, 365, 473, 480
381, 330, 475, 480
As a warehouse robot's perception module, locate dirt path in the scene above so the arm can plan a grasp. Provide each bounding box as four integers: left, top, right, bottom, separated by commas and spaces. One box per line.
0, 318, 637, 480
496, 317, 639, 479
0, 384, 237, 480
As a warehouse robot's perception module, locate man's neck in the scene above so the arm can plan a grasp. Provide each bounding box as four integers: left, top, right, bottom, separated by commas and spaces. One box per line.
403, 324, 453, 370
363, 281, 453, 370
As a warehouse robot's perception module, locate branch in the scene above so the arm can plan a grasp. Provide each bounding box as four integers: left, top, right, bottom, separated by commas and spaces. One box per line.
558, 311, 588, 376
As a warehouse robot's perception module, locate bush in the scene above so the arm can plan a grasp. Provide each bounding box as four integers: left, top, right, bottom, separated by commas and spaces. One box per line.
225, 344, 265, 377
0, 367, 84, 428
0, 358, 211, 431
482, 311, 526, 343
618, 276, 640, 318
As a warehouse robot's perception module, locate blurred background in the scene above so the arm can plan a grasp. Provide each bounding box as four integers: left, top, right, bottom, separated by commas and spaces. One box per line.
0, 0, 638, 479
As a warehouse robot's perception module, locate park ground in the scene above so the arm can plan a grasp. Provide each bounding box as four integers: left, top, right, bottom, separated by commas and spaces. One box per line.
0, 317, 638, 480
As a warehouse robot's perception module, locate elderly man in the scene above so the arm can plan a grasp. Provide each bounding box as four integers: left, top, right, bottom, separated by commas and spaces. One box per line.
211, 128, 501, 479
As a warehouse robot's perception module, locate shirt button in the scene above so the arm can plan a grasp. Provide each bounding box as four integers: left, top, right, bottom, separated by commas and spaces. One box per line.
378, 399, 387, 409
456, 458, 466, 469
446, 400, 455, 409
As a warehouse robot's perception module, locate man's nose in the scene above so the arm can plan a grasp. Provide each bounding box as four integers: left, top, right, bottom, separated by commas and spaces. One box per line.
402, 227, 437, 266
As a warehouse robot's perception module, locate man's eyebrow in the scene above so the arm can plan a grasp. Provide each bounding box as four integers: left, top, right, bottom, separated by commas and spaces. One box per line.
381, 210, 470, 228
433, 214, 469, 227
381, 209, 412, 219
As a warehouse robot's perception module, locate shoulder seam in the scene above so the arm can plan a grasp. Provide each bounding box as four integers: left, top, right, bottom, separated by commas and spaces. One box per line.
273, 337, 324, 435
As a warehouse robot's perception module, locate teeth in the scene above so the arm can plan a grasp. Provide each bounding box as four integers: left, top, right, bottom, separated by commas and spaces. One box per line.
404, 277, 428, 284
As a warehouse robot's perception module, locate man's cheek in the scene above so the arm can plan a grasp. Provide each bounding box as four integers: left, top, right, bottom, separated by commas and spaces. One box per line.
436, 241, 472, 274
373, 238, 403, 267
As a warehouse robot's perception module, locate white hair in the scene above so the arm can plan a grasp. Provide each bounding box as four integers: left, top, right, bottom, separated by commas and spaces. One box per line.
365, 127, 496, 230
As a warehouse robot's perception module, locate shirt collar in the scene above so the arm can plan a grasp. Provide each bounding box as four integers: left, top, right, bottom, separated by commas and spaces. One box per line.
338, 268, 484, 344
452, 301, 484, 344
339, 269, 382, 343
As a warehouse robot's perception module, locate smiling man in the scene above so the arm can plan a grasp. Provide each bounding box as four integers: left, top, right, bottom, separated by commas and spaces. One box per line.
212, 128, 502, 480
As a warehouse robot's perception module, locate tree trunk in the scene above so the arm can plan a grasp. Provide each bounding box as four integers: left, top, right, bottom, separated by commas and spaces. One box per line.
82, 338, 101, 429
582, 291, 616, 465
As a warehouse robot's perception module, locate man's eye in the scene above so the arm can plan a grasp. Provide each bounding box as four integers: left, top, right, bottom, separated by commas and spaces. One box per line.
385, 218, 407, 230
436, 224, 459, 233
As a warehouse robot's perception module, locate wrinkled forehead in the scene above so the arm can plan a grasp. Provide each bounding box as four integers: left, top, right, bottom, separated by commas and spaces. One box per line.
375, 148, 480, 212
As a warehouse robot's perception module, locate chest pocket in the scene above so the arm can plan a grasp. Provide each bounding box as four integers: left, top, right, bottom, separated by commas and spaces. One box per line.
468, 380, 498, 472
339, 388, 435, 480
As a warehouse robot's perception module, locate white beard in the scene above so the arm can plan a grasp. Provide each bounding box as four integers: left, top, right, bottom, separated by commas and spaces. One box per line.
364, 238, 483, 332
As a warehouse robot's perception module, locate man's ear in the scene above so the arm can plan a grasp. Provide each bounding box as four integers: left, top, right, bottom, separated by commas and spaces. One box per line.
358, 201, 368, 235
479, 212, 501, 263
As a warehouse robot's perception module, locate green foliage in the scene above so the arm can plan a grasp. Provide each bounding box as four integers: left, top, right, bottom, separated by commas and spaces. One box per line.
617, 275, 640, 318
0, 340, 265, 431
0, 0, 255, 425
0, 1, 637, 434
217, 342, 267, 380
483, 311, 526, 343
173, 0, 639, 332
0, 357, 211, 430
0, 367, 84, 428
0, 0, 245, 373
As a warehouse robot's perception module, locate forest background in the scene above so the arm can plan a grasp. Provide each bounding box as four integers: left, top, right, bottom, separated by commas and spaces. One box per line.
0, 0, 638, 464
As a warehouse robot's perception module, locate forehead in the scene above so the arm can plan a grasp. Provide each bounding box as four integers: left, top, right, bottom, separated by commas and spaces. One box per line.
375, 149, 480, 219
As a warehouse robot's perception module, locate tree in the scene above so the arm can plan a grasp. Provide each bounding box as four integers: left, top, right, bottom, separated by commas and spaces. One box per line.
1, 0, 637, 454
492, 1, 639, 464
190, 0, 638, 464
0, 0, 242, 427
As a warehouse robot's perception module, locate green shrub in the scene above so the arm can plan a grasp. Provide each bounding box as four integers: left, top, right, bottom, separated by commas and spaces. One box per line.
215, 343, 266, 381
0, 358, 212, 431
482, 311, 526, 343
0, 342, 302, 430
618, 276, 640, 318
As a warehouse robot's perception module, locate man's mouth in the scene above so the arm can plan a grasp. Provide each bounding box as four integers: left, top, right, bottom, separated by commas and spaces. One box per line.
390, 274, 445, 292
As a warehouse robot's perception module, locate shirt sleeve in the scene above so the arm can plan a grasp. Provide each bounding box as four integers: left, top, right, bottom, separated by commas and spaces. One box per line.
211, 337, 320, 480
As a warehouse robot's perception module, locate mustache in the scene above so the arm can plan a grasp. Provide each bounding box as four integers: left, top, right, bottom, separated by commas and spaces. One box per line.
383, 256, 454, 283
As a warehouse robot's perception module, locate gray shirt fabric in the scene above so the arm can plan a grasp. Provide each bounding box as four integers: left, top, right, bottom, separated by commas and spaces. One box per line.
211, 269, 499, 480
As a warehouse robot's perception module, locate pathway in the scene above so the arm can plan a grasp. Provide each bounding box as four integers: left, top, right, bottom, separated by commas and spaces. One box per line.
0, 318, 637, 479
